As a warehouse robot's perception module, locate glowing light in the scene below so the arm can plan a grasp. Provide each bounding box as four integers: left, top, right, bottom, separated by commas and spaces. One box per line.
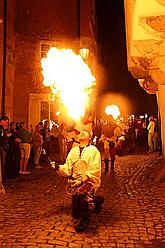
105, 105, 120, 120
92, 136, 97, 145
41, 47, 95, 120
79, 48, 89, 60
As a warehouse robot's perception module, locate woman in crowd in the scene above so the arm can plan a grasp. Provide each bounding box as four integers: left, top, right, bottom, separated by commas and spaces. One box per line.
17, 122, 32, 174
32, 124, 43, 168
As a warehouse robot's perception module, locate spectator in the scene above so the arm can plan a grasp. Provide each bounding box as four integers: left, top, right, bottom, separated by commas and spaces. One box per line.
0, 116, 9, 189
98, 134, 115, 172
49, 125, 60, 162
153, 117, 159, 151
42, 120, 50, 156
126, 117, 136, 153
5, 121, 21, 179
58, 124, 68, 162
32, 125, 43, 168
147, 115, 155, 152
135, 118, 145, 146
17, 122, 32, 174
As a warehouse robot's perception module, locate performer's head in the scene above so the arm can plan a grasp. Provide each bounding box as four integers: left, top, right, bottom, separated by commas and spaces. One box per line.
79, 130, 90, 147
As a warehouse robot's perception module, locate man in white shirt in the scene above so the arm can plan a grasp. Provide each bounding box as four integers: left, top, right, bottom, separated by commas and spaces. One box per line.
147, 115, 155, 152
57, 130, 103, 232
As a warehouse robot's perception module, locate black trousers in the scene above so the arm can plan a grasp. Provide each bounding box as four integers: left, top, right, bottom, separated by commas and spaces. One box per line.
72, 193, 90, 220
0, 148, 6, 188
72, 193, 104, 219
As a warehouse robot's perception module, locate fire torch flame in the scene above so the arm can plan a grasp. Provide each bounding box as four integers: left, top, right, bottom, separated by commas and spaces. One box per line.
41, 47, 96, 120
105, 105, 120, 120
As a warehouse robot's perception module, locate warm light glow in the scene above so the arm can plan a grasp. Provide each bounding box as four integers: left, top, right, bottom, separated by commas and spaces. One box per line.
41, 47, 95, 120
145, 113, 148, 118
105, 105, 120, 120
79, 48, 89, 60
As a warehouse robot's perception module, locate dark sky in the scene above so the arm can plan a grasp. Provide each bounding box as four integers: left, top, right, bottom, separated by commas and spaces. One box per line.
96, 0, 157, 115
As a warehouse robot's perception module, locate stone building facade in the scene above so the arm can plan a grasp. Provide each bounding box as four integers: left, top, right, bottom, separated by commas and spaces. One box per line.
124, 0, 165, 158
0, 0, 98, 125
0, 0, 15, 120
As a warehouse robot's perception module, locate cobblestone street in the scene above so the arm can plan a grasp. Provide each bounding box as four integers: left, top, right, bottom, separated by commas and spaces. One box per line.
0, 151, 165, 248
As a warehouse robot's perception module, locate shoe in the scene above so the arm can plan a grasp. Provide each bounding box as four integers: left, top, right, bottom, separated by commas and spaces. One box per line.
19, 171, 22, 174
75, 219, 89, 232
35, 165, 42, 169
93, 196, 104, 214
22, 171, 31, 175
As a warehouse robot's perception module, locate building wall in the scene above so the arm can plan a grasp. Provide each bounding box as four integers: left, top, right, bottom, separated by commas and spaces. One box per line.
15, 0, 79, 40
124, 0, 165, 158
5, 0, 15, 119
0, 0, 15, 119
14, 0, 79, 123
0, 0, 4, 112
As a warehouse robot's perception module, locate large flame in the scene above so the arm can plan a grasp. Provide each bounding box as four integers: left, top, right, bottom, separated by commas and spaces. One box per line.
41, 47, 96, 120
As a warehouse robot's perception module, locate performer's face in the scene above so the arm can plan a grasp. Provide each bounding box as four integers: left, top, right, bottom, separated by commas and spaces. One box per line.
79, 131, 90, 144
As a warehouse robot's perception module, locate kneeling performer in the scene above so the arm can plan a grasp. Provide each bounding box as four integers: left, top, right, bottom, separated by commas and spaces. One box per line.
56, 130, 103, 232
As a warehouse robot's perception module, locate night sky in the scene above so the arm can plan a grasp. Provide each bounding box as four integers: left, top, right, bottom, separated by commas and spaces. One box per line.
96, 0, 158, 116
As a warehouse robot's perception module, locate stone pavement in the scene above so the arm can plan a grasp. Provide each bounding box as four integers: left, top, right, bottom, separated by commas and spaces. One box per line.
0, 151, 165, 248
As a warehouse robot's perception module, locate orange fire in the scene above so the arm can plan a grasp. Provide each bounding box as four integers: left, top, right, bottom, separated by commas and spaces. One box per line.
41, 47, 96, 120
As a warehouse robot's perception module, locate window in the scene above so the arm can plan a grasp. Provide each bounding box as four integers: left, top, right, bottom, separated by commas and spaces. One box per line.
41, 101, 49, 120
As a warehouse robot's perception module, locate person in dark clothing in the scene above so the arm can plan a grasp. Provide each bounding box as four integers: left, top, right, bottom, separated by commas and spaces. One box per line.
126, 119, 136, 153
99, 115, 117, 172
5, 122, 21, 179
0, 116, 9, 189
42, 120, 51, 156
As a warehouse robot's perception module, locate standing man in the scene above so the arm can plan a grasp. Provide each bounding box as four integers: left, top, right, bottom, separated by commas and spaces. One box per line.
0, 116, 9, 192
56, 130, 103, 232
147, 115, 155, 152
99, 115, 117, 171
98, 134, 116, 172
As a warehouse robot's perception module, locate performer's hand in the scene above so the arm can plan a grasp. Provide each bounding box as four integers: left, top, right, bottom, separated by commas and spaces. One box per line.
71, 180, 83, 188
51, 162, 59, 171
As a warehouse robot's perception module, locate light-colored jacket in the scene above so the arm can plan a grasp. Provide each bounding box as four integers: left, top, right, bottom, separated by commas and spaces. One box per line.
147, 121, 155, 134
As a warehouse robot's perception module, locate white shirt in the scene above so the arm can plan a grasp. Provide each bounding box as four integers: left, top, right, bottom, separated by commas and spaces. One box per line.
58, 145, 101, 192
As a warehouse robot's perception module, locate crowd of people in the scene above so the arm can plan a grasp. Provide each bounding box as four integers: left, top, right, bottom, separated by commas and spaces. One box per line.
0, 114, 161, 182
95, 113, 161, 173
0, 118, 50, 182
